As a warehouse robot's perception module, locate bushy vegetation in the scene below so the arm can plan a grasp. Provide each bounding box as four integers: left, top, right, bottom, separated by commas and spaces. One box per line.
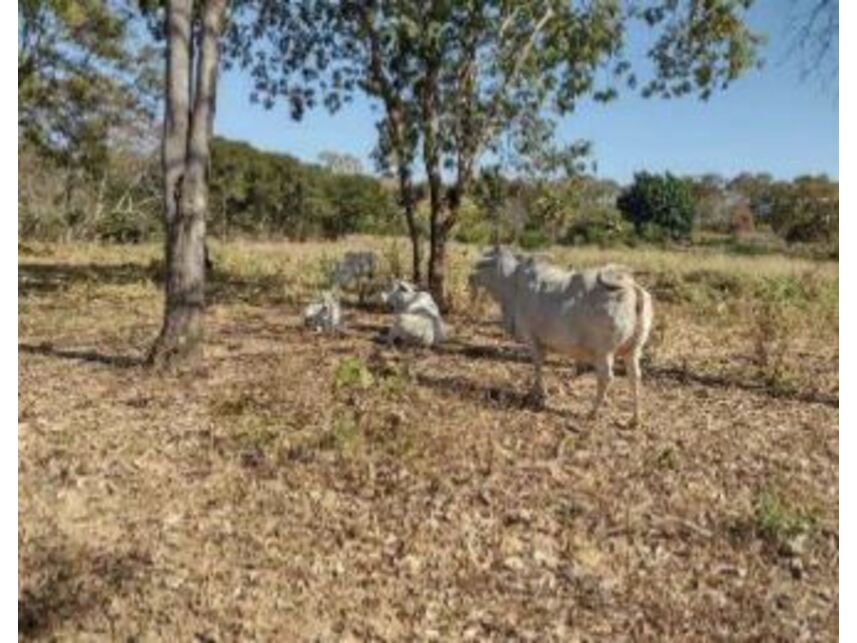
20, 139, 840, 261
20, 132, 839, 261
768, 175, 838, 246
208, 138, 400, 240
19, 137, 403, 243
688, 172, 838, 254
617, 172, 696, 240
18, 142, 161, 242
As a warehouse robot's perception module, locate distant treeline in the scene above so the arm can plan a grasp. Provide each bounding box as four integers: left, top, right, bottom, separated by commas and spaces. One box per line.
19, 137, 401, 243
19, 136, 837, 257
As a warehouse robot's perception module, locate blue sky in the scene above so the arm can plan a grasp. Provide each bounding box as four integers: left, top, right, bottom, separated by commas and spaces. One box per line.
213, 0, 838, 185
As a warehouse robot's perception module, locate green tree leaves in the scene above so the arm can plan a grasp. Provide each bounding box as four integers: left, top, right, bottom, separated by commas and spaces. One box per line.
768, 175, 838, 245
208, 138, 399, 240
618, 172, 696, 240
19, 0, 160, 172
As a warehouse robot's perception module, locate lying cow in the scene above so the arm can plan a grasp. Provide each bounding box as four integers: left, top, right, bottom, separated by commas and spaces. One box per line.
303, 290, 343, 333
469, 247, 653, 425
380, 279, 447, 347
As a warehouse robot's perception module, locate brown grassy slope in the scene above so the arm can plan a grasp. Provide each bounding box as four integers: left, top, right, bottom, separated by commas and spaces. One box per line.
19, 239, 838, 641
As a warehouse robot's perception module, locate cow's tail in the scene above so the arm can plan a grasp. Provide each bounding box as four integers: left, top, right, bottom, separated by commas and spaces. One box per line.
630, 283, 653, 353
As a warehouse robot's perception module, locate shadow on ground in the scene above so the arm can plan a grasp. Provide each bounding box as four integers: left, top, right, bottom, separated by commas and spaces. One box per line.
19, 542, 150, 640
19, 263, 836, 409
19, 343, 144, 368
19, 261, 294, 307
414, 371, 578, 421
19, 262, 157, 296
648, 363, 838, 408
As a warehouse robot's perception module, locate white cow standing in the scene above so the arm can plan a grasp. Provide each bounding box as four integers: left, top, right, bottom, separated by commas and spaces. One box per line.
469, 247, 653, 425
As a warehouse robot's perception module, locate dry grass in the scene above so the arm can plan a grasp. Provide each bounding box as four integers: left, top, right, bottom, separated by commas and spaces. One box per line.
19, 238, 838, 640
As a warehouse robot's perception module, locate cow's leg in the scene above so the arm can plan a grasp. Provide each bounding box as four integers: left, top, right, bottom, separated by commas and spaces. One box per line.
525, 340, 546, 410
624, 350, 643, 427
587, 353, 614, 420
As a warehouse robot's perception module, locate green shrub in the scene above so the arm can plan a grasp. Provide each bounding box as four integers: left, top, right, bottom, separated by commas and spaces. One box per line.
754, 490, 817, 544
562, 207, 632, 247
768, 175, 838, 245
618, 172, 696, 240
519, 227, 551, 250
452, 197, 494, 245
333, 357, 375, 391
95, 207, 161, 243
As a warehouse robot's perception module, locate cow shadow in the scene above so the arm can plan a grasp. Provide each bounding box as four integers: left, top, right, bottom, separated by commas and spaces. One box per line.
433, 337, 837, 409
435, 340, 531, 365
414, 371, 577, 420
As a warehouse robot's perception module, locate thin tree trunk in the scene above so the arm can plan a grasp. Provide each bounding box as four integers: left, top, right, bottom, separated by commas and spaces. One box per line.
403, 199, 421, 285
360, 8, 422, 285
149, 0, 226, 367
385, 100, 421, 285
428, 221, 448, 308
204, 38, 219, 272
395, 155, 420, 284
420, 64, 448, 309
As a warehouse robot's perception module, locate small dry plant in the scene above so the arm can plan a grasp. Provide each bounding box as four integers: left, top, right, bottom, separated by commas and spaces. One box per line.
750, 299, 793, 387
746, 278, 809, 390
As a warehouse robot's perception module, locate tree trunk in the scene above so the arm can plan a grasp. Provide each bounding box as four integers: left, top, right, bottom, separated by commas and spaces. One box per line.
360, 9, 422, 286
404, 201, 422, 285
396, 159, 420, 284
148, 0, 226, 367
385, 103, 421, 285
428, 220, 448, 309
420, 63, 449, 309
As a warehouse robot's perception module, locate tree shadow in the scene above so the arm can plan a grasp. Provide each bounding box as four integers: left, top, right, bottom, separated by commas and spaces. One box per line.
647, 363, 839, 408
19, 542, 151, 639
19, 343, 144, 368
205, 270, 293, 306
19, 262, 158, 296
18, 260, 295, 307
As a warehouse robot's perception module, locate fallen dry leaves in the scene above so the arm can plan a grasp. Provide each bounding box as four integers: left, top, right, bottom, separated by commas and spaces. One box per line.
19, 240, 837, 641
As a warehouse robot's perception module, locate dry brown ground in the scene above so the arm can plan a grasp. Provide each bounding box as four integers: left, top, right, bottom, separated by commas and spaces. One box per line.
19, 239, 838, 641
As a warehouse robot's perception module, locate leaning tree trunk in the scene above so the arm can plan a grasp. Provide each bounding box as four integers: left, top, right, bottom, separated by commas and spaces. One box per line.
148, 0, 227, 367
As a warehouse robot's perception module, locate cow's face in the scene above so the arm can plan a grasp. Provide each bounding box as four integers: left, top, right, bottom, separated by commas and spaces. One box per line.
381, 279, 415, 308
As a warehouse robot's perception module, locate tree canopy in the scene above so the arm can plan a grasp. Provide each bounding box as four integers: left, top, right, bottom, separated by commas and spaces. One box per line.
228, 0, 762, 304
19, 0, 160, 173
